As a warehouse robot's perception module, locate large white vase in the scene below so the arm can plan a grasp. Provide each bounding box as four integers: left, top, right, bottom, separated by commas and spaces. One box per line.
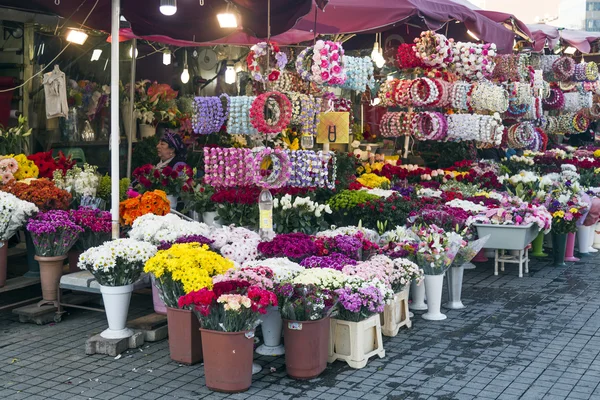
445, 265, 465, 310
256, 305, 285, 356
166, 195, 177, 210
422, 274, 446, 321
577, 225, 592, 256
409, 279, 427, 311
100, 284, 134, 339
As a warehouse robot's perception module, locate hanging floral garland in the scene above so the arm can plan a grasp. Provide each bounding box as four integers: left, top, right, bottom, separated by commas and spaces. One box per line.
247, 42, 288, 83
311, 40, 347, 86
414, 31, 453, 68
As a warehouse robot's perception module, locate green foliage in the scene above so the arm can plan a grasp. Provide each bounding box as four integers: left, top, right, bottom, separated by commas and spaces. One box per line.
97, 174, 131, 209
216, 203, 258, 229
132, 136, 159, 172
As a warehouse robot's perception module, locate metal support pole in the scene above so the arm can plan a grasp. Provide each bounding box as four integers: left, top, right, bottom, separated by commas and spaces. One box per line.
110, 0, 120, 239
127, 38, 136, 178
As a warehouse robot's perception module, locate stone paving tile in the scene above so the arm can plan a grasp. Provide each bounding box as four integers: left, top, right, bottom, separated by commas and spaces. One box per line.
4, 257, 600, 399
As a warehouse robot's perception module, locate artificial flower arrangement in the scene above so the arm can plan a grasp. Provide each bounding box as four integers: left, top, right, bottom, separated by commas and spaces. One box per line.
27, 151, 75, 179
144, 243, 234, 308
277, 283, 337, 322
209, 225, 260, 265
133, 80, 179, 126
213, 265, 275, 290
335, 276, 393, 322
181, 183, 216, 215
53, 163, 100, 205
132, 163, 194, 197
79, 238, 157, 286
26, 210, 83, 257
257, 233, 318, 262
128, 213, 211, 245
119, 190, 171, 226
247, 41, 288, 83
273, 194, 332, 235
3, 179, 71, 211
411, 224, 462, 275
69, 207, 112, 251
0, 157, 18, 184
0, 115, 31, 155
0, 191, 38, 241
178, 280, 277, 332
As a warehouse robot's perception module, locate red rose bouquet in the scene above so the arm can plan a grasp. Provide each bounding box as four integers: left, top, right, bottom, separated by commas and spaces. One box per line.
132, 163, 193, 197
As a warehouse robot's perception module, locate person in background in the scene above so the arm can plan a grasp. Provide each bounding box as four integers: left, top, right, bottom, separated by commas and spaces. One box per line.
156, 130, 187, 170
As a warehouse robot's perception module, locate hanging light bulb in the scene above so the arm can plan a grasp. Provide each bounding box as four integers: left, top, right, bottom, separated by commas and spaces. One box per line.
66, 29, 88, 45
163, 50, 172, 65
225, 65, 236, 84
91, 49, 102, 62
181, 50, 190, 83
217, 3, 238, 28
160, 0, 177, 16
375, 52, 385, 68
129, 46, 138, 58
371, 41, 380, 61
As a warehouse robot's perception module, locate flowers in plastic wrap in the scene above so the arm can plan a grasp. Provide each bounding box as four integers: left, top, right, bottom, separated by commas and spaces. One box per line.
26, 210, 83, 257
335, 276, 393, 322
78, 238, 157, 286
144, 243, 234, 308
0, 191, 38, 241
128, 213, 211, 245
451, 235, 490, 268
412, 224, 462, 275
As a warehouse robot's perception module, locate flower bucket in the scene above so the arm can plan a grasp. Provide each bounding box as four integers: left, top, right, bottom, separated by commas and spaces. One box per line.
166, 307, 202, 365
166, 195, 177, 210
552, 233, 568, 267
422, 274, 446, 321
328, 315, 385, 369
593, 222, 600, 249
577, 225, 592, 257
0, 240, 7, 287
152, 282, 167, 315
36, 255, 66, 306
445, 265, 465, 310
381, 286, 411, 337
256, 305, 284, 356
100, 284, 134, 339
200, 328, 255, 393
139, 123, 156, 138
283, 317, 330, 379
24, 231, 40, 277
68, 249, 83, 274
531, 232, 548, 258
565, 232, 579, 262
409, 279, 427, 311
203, 211, 222, 227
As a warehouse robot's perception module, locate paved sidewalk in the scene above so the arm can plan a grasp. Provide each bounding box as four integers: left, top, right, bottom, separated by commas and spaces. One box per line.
2, 254, 600, 400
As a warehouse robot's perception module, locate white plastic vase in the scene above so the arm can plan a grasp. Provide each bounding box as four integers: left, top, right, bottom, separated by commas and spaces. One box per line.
409, 279, 427, 311
594, 222, 600, 249
422, 274, 447, 321
587, 225, 598, 253
577, 225, 592, 256
166, 195, 177, 210
100, 284, 134, 339
139, 123, 156, 138
256, 305, 285, 356
203, 211, 222, 227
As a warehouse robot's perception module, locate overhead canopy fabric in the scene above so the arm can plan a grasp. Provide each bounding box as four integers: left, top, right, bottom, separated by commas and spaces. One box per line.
528, 24, 600, 53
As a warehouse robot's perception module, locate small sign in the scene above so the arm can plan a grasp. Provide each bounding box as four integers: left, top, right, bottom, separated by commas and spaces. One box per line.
288, 322, 303, 330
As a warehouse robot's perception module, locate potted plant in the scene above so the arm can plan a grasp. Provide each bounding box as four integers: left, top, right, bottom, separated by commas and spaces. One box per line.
0, 192, 38, 287
78, 238, 157, 338
144, 242, 234, 364
213, 266, 281, 355
277, 283, 336, 379
181, 183, 216, 223
68, 207, 111, 273
413, 224, 462, 321
329, 276, 392, 369
26, 210, 83, 306
178, 280, 277, 393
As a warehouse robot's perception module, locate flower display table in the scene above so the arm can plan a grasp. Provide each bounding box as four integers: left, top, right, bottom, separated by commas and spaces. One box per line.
328, 315, 385, 369
381, 287, 411, 337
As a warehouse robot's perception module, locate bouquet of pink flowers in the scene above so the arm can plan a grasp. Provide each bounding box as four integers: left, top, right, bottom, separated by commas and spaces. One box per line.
412, 224, 462, 275
213, 266, 275, 290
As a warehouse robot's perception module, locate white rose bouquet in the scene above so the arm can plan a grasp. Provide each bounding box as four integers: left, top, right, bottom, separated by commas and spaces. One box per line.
273, 194, 332, 235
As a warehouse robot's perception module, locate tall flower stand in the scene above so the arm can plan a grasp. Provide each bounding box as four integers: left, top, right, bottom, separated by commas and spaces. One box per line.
100, 284, 134, 339
409, 279, 427, 311
422, 274, 446, 321
381, 286, 411, 337
256, 305, 285, 356
530, 233, 548, 257
552, 233, 567, 267
445, 265, 465, 310
577, 225, 592, 257
564, 232, 579, 262
328, 315, 385, 369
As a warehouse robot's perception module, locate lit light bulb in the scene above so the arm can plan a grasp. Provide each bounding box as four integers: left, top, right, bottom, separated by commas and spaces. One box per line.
160, 0, 177, 16
225, 66, 236, 84
163, 50, 171, 65
371, 42, 380, 61
91, 49, 102, 61
129, 47, 138, 58
375, 54, 385, 68
66, 29, 88, 45
181, 67, 190, 83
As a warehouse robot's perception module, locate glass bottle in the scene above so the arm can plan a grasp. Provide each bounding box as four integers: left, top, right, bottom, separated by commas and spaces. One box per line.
259, 188, 275, 241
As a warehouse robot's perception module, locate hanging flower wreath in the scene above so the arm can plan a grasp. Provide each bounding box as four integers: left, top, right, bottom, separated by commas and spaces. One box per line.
311, 40, 347, 86
247, 42, 288, 83
452, 41, 496, 80
249, 92, 293, 134
251, 147, 291, 189
396, 43, 423, 69
414, 31, 453, 68
552, 57, 575, 81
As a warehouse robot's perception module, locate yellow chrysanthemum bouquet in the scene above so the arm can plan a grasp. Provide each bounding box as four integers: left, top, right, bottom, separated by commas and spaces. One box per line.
144, 242, 234, 308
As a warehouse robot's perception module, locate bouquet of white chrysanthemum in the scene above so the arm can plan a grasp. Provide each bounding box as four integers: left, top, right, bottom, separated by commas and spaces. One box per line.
0, 191, 38, 241
128, 213, 211, 245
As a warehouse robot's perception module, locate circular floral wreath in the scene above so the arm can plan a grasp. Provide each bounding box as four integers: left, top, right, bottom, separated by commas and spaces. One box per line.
414, 31, 453, 68
249, 91, 293, 134
251, 147, 292, 189
247, 42, 288, 83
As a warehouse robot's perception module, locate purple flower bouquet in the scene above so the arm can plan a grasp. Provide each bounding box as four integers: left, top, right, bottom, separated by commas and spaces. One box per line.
70, 207, 112, 250
27, 210, 84, 257
257, 233, 318, 262
300, 252, 357, 271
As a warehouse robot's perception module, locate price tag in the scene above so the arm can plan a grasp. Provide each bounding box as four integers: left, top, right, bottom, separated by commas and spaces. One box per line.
288, 322, 303, 331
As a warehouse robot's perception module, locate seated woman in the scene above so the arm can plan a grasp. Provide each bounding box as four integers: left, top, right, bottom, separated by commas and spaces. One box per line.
156, 130, 187, 170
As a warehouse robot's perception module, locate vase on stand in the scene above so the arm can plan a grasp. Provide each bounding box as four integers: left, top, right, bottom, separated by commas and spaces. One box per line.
100, 284, 134, 339
552, 233, 568, 267
565, 232, 579, 262
531, 232, 548, 257
409, 279, 427, 311
256, 305, 285, 356
139, 123, 156, 139
422, 274, 446, 321
445, 265, 465, 310
577, 225, 592, 257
